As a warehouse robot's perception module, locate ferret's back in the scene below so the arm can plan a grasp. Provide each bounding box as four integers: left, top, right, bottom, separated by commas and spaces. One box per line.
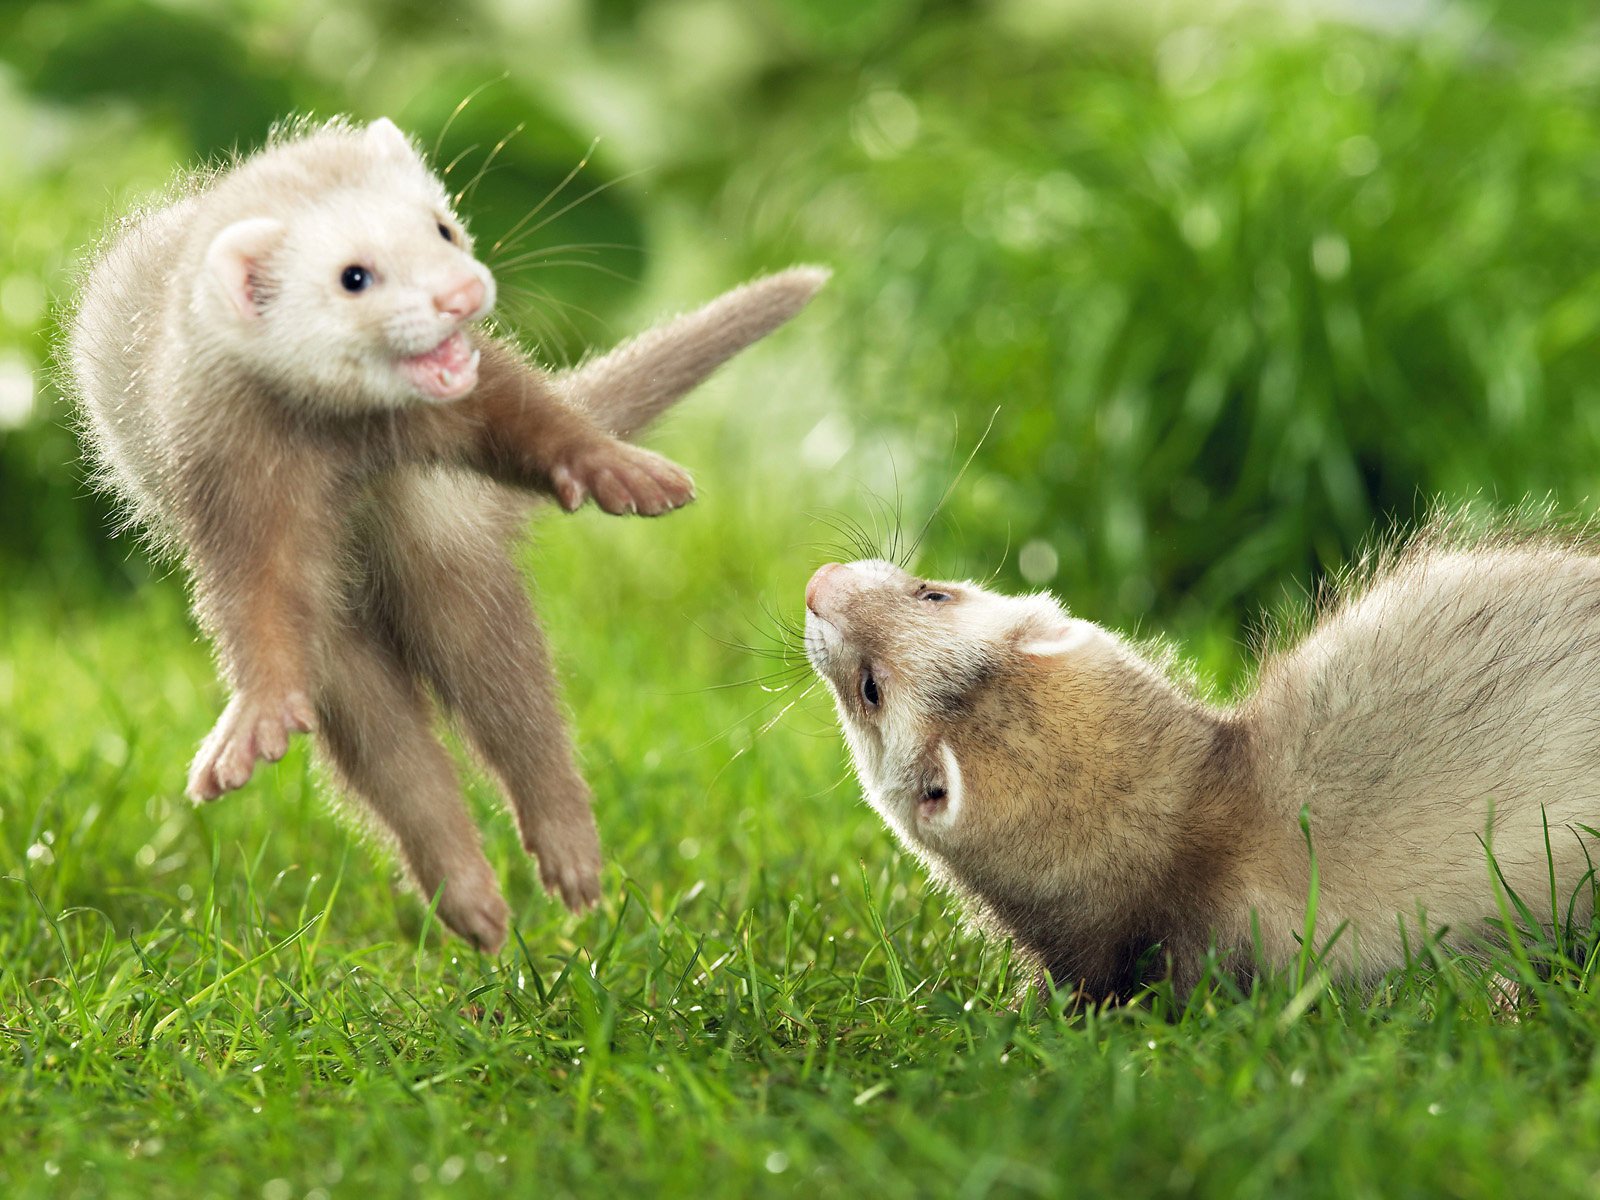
1247, 539, 1600, 892
69, 196, 198, 519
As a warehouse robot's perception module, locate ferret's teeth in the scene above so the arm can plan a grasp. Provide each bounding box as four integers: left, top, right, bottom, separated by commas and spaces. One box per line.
468, 349, 480, 372
440, 368, 459, 390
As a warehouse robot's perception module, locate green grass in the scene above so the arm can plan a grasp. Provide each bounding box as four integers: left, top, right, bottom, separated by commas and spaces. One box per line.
13, 2, 1600, 1196
10, 375, 1600, 1200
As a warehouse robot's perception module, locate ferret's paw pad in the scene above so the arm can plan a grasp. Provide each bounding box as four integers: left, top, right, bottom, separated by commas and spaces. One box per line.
185, 690, 316, 803
555, 442, 695, 517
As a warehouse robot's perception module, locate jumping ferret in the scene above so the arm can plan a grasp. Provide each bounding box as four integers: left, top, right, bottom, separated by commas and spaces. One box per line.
68, 116, 825, 950
804, 532, 1600, 1001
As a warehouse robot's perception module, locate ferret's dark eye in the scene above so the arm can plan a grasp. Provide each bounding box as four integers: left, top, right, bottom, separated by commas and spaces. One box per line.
340, 266, 373, 293
925, 786, 948, 802
437, 222, 454, 243
860, 666, 881, 709
920, 591, 952, 603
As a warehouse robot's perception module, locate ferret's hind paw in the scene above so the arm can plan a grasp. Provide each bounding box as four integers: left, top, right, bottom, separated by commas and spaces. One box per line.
436, 866, 511, 955
185, 689, 316, 803
527, 822, 603, 913
541, 858, 603, 913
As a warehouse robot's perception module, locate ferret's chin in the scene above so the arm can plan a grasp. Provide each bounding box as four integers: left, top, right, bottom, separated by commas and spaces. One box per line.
398, 330, 481, 402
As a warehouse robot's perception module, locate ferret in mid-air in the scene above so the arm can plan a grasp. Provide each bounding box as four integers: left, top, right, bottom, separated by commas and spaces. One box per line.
67, 115, 825, 950
804, 530, 1600, 1002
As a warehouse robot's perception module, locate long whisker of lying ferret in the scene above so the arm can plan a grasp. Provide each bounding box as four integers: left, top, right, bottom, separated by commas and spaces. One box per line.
698, 611, 813, 681
805, 509, 890, 564
701, 678, 826, 792
902, 405, 1001, 571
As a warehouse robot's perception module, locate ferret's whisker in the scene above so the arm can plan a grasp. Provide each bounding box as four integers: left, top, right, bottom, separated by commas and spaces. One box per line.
904, 406, 1001, 570
489, 137, 602, 258
494, 166, 652, 261
491, 242, 639, 271
454, 121, 525, 210
500, 284, 609, 323
499, 298, 569, 359
500, 285, 611, 347
806, 508, 885, 563
441, 143, 481, 184
804, 513, 867, 555
433, 74, 508, 164
981, 522, 1014, 588
706, 680, 824, 785
889, 450, 907, 568
497, 259, 639, 286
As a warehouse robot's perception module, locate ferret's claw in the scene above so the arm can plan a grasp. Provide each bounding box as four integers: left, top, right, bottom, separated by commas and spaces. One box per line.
552, 440, 695, 518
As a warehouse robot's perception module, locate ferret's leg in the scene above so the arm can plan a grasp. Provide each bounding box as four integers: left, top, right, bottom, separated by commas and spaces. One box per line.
451, 340, 697, 517
317, 612, 510, 952
179, 436, 348, 803
370, 473, 602, 912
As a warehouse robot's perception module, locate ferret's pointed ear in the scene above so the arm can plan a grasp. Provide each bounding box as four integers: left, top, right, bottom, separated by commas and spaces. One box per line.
204, 218, 285, 321
1013, 599, 1105, 659
366, 117, 416, 162
914, 738, 964, 828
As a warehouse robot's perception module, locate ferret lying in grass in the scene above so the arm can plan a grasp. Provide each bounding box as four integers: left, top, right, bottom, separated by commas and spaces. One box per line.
805, 527, 1600, 1002
67, 114, 825, 950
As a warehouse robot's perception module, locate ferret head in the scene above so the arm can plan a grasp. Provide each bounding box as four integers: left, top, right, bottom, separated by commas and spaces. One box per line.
194, 118, 497, 410
804, 558, 1139, 902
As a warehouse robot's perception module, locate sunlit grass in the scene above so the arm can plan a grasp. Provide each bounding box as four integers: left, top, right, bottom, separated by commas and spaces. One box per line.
10, 378, 1600, 1199
11, 2, 1600, 1196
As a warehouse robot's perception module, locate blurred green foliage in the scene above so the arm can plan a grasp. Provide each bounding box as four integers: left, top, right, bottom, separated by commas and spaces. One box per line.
5, 0, 1600, 633
733, 2, 1600, 623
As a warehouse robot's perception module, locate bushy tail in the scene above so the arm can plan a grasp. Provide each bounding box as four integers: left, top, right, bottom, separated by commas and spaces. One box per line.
555, 266, 829, 439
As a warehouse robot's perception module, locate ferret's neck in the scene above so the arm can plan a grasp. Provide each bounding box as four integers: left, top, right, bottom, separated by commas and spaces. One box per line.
969, 648, 1266, 998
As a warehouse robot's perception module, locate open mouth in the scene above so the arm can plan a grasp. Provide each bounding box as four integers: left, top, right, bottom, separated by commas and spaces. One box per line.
400, 330, 480, 401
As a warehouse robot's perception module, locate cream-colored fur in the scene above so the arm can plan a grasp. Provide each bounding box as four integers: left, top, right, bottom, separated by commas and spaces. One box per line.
66, 115, 826, 950
804, 532, 1600, 1000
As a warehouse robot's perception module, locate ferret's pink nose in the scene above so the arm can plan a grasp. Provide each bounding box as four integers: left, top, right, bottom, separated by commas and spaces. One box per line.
806, 563, 845, 613
434, 276, 486, 320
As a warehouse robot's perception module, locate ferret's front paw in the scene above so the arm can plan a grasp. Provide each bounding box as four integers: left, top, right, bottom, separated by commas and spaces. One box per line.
435, 863, 511, 954
525, 817, 603, 913
549, 441, 695, 517
186, 689, 317, 802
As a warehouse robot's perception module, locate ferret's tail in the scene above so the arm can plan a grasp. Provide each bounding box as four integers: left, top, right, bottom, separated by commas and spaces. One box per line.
555, 266, 829, 439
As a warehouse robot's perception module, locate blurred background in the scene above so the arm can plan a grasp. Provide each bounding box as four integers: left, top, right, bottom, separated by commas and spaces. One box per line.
7, 0, 1600, 641
7, 0, 1600, 666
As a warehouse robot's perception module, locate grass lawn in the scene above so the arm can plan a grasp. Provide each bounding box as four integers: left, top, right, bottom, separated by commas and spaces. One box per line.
8, 354, 1600, 1200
